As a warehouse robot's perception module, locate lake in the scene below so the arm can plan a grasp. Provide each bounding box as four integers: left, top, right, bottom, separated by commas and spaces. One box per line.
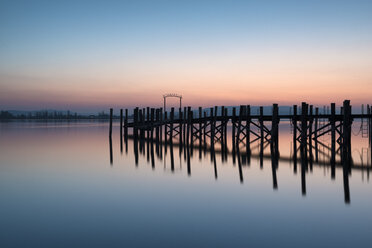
0, 121, 371, 247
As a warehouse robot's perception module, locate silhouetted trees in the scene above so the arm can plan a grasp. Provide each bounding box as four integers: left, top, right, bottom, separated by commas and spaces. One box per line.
0, 110, 117, 120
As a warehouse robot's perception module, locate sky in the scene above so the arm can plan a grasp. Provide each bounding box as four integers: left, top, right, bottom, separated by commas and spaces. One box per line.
1, 0, 372, 112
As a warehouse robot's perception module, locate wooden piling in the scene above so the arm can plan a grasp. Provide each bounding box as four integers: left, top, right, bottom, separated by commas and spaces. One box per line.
164, 111, 168, 143
210, 107, 215, 150
309, 105, 313, 165
146, 107, 150, 139
293, 105, 297, 173
314, 107, 319, 162
331, 103, 336, 166
190, 109, 194, 149
139, 109, 143, 140
300, 102, 308, 162
159, 108, 163, 143
133, 107, 139, 140
343, 100, 351, 165
170, 107, 174, 144
199, 107, 202, 147
124, 109, 128, 139
260, 106, 264, 153
150, 108, 155, 140
183, 107, 187, 146
232, 107, 236, 152
246, 105, 251, 155
109, 108, 113, 137
272, 104, 279, 158
179, 108, 183, 145
120, 109, 123, 137
156, 109, 159, 142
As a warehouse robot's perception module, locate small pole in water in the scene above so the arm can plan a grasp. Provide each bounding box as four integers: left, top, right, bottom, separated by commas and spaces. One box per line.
109, 108, 113, 137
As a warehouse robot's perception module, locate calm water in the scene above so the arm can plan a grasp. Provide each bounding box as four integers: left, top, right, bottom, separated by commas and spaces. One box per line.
0, 121, 371, 248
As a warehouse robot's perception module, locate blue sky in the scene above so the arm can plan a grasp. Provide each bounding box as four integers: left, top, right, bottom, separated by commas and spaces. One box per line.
1, 0, 372, 111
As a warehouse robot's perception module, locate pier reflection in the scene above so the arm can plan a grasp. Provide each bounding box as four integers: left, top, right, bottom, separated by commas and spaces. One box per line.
112, 125, 371, 205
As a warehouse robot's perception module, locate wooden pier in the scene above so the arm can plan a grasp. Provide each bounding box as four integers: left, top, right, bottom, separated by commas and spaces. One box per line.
108, 100, 372, 204
110, 100, 372, 171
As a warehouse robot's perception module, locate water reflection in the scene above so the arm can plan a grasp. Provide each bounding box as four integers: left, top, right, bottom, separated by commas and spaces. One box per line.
1, 121, 372, 247
114, 124, 371, 205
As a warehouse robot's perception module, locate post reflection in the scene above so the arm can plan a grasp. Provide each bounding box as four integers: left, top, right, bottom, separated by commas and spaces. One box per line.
117, 122, 370, 205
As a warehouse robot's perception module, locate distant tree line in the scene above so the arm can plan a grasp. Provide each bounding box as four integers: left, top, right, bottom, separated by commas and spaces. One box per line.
0, 110, 118, 120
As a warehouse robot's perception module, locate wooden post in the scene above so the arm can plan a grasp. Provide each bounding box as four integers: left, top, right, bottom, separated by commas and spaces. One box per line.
186, 107, 191, 146
272, 104, 279, 159
124, 109, 128, 139
314, 107, 319, 162
159, 108, 163, 143
221, 106, 225, 153
331, 103, 336, 166
260, 106, 264, 156
183, 106, 187, 146
300, 102, 308, 163
232, 107, 236, 153
120, 109, 123, 137
368, 104, 371, 145
134, 107, 139, 140
199, 107, 202, 147
309, 105, 313, 166
150, 108, 155, 140
293, 105, 297, 173
246, 105, 251, 155
170, 107, 174, 144
139, 109, 143, 141
109, 108, 113, 137
179, 107, 183, 145
210, 107, 215, 150
368, 104, 372, 166
224, 108, 228, 160
190, 110, 194, 150
142, 108, 146, 140
146, 107, 150, 139
164, 111, 168, 145
343, 100, 351, 165
155, 109, 159, 142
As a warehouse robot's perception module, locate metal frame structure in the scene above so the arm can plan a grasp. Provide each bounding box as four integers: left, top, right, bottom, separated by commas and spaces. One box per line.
163, 93, 182, 111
